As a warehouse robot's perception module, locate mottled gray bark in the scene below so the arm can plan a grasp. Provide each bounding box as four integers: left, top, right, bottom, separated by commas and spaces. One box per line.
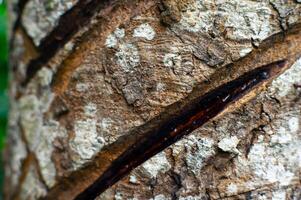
5, 0, 301, 199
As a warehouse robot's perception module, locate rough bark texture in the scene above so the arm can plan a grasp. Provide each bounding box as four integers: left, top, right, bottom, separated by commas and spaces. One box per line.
5, 0, 301, 199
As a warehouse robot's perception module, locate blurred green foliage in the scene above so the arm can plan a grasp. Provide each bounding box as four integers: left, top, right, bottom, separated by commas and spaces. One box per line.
0, 2, 7, 149
0, 2, 7, 199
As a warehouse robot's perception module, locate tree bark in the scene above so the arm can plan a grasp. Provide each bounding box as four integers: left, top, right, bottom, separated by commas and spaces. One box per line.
5, 0, 301, 199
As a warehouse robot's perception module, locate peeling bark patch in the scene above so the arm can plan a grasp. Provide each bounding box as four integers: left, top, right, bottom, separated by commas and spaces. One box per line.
37, 121, 66, 187
270, 1, 301, 29
184, 136, 215, 175
133, 23, 156, 40
163, 53, 182, 68
239, 47, 253, 57
105, 28, 125, 48
5, 78, 27, 195
218, 136, 240, 154
270, 58, 301, 97
5, 121, 27, 191
272, 190, 286, 200
19, 95, 42, 150
37, 67, 54, 87
105, 34, 118, 48
246, 112, 301, 186
70, 103, 105, 168
140, 152, 171, 178
20, 163, 47, 200
18, 67, 66, 187
175, 0, 274, 43
121, 80, 144, 104
129, 175, 138, 183
115, 43, 140, 72
227, 183, 238, 194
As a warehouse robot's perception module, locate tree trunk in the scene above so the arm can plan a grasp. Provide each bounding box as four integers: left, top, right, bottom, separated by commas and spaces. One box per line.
5, 0, 301, 199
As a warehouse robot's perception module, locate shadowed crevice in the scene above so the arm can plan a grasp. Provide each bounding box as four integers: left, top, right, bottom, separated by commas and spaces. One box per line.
11, 0, 29, 32
9, 0, 30, 50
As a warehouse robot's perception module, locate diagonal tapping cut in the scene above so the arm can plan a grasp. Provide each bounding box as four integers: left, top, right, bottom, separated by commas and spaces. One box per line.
74, 60, 287, 200
22, 0, 120, 87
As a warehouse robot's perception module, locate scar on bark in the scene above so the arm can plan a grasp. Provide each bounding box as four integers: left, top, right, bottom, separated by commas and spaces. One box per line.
74, 60, 287, 200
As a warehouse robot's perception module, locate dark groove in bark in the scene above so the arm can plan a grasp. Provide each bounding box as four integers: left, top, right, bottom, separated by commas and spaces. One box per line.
22, 0, 119, 87
294, 84, 301, 88
74, 60, 287, 200
9, 0, 30, 50
12, 0, 29, 31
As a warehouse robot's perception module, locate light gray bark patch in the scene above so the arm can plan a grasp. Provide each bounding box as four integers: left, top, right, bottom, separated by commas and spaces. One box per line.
17, 67, 67, 187
70, 103, 106, 169
183, 135, 215, 175
20, 163, 47, 200
217, 136, 240, 154
5, 127, 27, 192
140, 152, 171, 178
270, 0, 301, 30
172, 0, 282, 42
115, 43, 140, 73
36, 120, 67, 187
133, 23, 156, 40
22, 0, 78, 46
269, 57, 301, 97
10, 31, 30, 82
